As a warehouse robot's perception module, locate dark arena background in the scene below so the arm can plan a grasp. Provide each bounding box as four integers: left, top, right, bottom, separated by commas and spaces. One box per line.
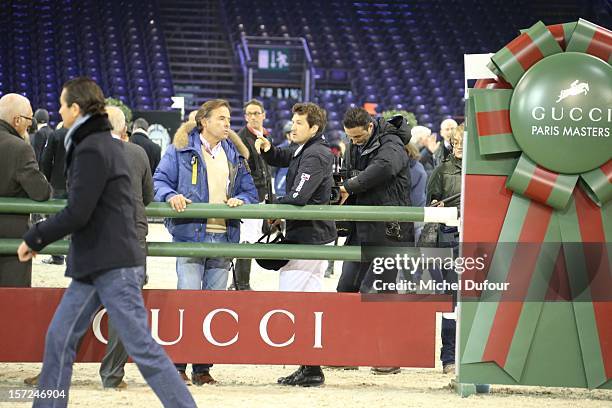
0, 0, 611, 407
0, 0, 609, 135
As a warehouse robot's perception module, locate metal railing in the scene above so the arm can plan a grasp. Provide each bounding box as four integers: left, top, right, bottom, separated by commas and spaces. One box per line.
0, 198, 459, 259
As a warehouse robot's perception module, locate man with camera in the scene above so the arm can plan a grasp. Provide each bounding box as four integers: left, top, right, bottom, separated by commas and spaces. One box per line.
337, 107, 413, 295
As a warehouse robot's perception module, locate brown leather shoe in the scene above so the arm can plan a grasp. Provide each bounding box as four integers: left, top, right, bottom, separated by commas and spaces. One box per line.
192, 372, 217, 385
24, 373, 40, 386
178, 371, 192, 386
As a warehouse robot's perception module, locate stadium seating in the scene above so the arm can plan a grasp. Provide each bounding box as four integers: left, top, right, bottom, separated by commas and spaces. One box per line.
0, 0, 174, 124
1, 0, 598, 133
221, 0, 534, 131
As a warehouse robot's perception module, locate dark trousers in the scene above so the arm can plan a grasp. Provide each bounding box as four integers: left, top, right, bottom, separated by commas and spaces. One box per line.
338, 231, 399, 294
441, 317, 456, 366
431, 230, 459, 366
337, 260, 398, 293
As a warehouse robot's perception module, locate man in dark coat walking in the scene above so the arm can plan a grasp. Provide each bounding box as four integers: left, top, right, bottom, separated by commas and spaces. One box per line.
17, 77, 196, 407
0, 93, 51, 286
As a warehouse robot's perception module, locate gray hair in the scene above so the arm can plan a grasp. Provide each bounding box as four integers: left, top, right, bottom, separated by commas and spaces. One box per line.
105, 106, 126, 135
410, 125, 431, 146
0, 93, 31, 123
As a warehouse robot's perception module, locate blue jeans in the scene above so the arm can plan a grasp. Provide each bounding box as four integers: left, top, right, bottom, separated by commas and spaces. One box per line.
174, 232, 230, 374
34, 266, 196, 408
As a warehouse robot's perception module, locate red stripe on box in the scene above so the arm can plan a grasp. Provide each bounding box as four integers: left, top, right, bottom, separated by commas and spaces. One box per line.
481, 202, 553, 367
506, 33, 544, 71
547, 24, 566, 49
476, 110, 512, 136
523, 166, 559, 204
586, 29, 612, 62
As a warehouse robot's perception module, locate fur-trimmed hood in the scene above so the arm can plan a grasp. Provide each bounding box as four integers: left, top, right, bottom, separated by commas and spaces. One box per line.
172, 121, 250, 159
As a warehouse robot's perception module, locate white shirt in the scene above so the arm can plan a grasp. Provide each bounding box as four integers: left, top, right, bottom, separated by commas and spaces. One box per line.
200, 134, 223, 158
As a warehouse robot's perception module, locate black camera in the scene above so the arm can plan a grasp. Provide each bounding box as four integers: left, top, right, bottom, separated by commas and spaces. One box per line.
330, 169, 360, 204
329, 141, 361, 205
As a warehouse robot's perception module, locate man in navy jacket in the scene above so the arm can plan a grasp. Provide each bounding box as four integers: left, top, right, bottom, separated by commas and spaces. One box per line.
255, 102, 336, 387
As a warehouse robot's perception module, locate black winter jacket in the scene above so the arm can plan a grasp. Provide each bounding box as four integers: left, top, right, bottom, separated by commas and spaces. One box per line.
343, 118, 414, 244
261, 133, 337, 245
24, 114, 145, 280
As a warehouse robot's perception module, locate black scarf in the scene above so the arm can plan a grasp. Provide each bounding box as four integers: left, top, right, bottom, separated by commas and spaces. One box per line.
64, 113, 112, 175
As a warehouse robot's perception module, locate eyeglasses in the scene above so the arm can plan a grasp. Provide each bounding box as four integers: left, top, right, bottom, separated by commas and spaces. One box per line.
245, 112, 263, 117
18, 115, 33, 122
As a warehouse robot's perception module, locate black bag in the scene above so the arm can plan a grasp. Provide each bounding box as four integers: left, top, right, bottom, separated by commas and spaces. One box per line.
418, 223, 440, 247
254, 232, 291, 271
335, 220, 352, 237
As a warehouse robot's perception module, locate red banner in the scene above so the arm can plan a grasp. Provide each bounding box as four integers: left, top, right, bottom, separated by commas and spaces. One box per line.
0, 289, 451, 367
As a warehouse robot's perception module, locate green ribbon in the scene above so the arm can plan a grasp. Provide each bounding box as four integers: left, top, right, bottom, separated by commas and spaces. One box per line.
580, 162, 612, 206
506, 155, 579, 210
490, 21, 563, 87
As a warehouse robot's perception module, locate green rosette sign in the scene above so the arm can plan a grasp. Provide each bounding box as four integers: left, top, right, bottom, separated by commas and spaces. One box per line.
460, 19, 611, 390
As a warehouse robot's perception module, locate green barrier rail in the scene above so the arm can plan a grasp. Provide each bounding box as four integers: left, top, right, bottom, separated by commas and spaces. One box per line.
1, 239, 362, 260
0, 198, 459, 224
0, 239, 424, 260
0, 197, 456, 259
